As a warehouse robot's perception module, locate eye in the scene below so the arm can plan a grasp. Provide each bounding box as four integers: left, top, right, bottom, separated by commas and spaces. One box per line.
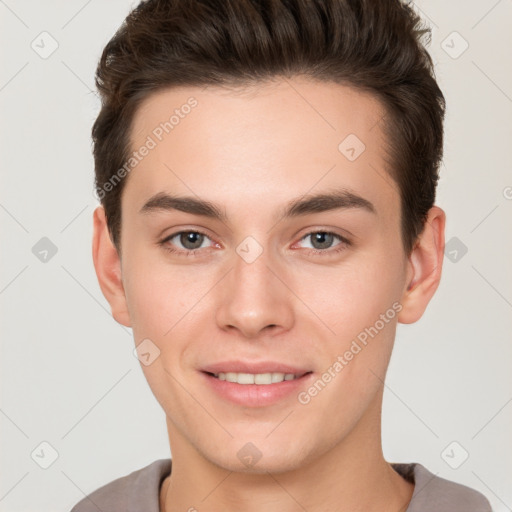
159, 229, 350, 257
159, 230, 215, 255
296, 231, 350, 254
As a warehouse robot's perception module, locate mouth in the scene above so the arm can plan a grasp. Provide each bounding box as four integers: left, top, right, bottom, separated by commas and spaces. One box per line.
200, 363, 314, 407
205, 371, 311, 385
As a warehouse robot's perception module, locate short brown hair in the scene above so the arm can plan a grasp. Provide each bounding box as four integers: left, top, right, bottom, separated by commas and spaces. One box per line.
92, 0, 445, 255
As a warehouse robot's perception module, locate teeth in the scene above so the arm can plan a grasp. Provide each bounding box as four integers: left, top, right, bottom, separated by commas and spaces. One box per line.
215, 372, 298, 384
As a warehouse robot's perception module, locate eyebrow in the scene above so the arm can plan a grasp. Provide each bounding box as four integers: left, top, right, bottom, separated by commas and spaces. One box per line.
139, 188, 376, 222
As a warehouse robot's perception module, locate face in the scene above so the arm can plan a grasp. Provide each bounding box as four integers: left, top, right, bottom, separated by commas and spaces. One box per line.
115, 78, 413, 472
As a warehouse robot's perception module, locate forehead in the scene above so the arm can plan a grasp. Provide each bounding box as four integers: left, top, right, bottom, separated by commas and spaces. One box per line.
125, 78, 398, 222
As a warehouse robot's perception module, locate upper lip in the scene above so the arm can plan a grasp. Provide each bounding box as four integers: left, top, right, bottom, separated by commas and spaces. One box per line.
201, 361, 311, 376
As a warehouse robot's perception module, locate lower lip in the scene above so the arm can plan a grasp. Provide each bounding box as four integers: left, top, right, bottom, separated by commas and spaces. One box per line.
201, 372, 313, 407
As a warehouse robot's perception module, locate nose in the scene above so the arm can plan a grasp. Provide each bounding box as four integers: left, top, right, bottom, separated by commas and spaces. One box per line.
214, 245, 295, 339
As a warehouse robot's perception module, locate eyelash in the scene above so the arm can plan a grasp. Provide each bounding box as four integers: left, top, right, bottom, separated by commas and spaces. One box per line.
158, 229, 351, 257
159, 230, 212, 258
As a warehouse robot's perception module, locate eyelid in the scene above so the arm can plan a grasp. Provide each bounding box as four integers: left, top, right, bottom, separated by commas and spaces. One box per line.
160, 227, 352, 258
293, 223, 352, 241
292, 230, 351, 251
162, 228, 218, 250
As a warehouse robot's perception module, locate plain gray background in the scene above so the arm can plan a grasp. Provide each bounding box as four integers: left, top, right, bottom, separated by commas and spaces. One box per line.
1, 1, 511, 511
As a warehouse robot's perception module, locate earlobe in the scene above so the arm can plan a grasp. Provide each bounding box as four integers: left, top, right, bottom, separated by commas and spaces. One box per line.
398, 206, 446, 324
92, 206, 132, 327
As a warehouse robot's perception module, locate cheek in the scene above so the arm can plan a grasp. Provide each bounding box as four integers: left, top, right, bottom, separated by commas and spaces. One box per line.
122, 259, 204, 412
122, 252, 221, 379
298, 243, 405, 410
294, 270, 401, 440
292, 251, 405, 344
122, 248, 204, 335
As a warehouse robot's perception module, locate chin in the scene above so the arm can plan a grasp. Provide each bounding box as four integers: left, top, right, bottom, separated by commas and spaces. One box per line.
211, 451, 306, 475
200, 434, 314, 475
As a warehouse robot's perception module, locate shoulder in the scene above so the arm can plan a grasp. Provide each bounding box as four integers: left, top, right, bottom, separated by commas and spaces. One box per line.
392, 462, 493, 512
69, 458, 172, 512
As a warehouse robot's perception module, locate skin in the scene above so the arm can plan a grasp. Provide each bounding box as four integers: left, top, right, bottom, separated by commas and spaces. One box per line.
93, 77, 445, 512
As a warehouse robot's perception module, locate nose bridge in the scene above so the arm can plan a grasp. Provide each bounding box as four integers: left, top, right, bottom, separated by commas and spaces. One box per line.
233, 245, 275, 300
215, 239, 294, 338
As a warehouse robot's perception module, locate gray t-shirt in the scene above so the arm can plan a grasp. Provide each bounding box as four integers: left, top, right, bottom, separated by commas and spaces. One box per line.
70, 459, 492, 511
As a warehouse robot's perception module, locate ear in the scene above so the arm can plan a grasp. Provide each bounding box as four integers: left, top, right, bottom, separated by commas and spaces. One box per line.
398, 206, 446, 324
92, 205, 132, 327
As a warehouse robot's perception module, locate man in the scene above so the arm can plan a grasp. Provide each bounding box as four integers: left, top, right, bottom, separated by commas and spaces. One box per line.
71, 0, 492, 510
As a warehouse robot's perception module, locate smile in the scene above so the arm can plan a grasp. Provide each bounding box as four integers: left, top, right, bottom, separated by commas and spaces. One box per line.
212, 372, 302, 384
202, 369, 314, 407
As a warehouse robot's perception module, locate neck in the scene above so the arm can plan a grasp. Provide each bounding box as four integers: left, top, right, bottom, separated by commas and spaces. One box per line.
160, 390, 414, 512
